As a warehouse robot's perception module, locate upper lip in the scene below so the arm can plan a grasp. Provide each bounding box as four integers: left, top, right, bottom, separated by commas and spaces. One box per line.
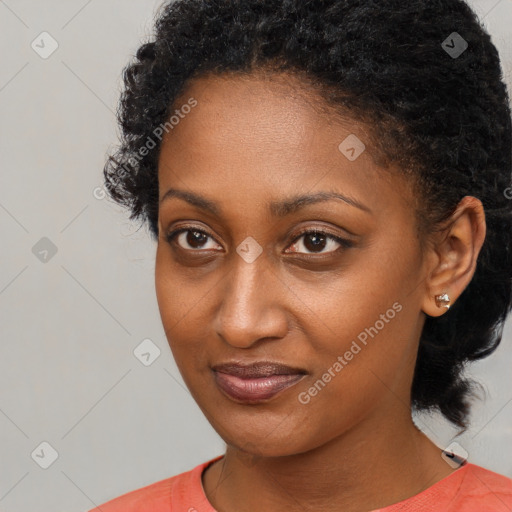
211, 361, 307, 378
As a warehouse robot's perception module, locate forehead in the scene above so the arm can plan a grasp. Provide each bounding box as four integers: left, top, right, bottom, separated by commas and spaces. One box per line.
159, 71, 372, 171
157, 70, 412, 219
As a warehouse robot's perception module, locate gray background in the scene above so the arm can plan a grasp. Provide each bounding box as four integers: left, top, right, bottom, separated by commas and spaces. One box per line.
0, 1, 511, 510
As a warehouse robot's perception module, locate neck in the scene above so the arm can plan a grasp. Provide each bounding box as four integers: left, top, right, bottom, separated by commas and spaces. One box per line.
203, 410, 456, 512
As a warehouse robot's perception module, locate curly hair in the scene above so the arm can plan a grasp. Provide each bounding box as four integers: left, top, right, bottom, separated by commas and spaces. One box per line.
104, 0, 512, 430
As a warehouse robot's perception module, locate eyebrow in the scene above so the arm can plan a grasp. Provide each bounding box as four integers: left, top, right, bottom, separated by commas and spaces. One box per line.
159, 188, 372, 216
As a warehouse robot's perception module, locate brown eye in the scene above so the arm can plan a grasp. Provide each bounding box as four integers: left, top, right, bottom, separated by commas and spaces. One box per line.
287, 230, 353, 255
166, 228, 222, 251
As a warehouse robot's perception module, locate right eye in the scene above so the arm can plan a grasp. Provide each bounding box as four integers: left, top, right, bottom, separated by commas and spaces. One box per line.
166, 228, 223, 252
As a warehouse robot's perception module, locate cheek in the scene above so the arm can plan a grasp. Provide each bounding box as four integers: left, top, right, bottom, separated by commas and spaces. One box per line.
289, 237, 422, 403
282, 239, 419, 349
155, 250, 191, 359
155, 247, 200, 329
154, 248, 215, 369
290, 301, 418, 449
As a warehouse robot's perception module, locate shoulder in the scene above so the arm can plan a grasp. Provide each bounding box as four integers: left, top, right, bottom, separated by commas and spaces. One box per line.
87, 456, 223, 512
88, 475, 176, 512
453, 463, 512, 510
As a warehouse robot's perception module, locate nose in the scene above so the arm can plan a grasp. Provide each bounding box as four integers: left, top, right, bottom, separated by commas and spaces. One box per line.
212, 253, 289, 349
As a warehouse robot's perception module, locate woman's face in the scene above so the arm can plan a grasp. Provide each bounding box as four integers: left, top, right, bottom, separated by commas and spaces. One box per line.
155, 71, 431, 456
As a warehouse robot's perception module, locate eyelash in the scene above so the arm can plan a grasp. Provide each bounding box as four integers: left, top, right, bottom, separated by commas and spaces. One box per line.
165, 225, 354, 255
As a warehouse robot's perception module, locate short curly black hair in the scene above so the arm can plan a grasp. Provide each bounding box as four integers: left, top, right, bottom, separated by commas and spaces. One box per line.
104, 0, 512, 430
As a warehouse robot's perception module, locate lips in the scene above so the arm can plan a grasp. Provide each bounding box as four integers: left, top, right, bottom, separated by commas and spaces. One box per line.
212, 361, 307, 403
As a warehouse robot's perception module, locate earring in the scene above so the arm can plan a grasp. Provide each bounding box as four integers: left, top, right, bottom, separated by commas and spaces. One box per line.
435, 293, 451, 310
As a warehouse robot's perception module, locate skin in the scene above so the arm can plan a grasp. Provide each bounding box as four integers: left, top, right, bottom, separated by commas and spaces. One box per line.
154, 70, 486, 512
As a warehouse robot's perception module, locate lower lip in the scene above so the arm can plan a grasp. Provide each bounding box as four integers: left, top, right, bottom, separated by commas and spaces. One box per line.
213, 371, 305, 403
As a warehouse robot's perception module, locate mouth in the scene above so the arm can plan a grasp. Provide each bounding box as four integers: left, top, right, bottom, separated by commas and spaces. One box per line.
211, 361, 307, 404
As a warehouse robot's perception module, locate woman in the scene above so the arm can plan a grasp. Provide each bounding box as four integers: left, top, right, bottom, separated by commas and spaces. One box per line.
91, 0, 512, 510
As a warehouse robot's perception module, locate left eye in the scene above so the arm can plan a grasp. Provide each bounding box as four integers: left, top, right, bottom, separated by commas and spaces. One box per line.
286, 230, 352, 255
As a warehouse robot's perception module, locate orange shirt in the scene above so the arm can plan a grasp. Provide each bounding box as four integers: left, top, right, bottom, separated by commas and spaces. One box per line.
90, 456, 512, 511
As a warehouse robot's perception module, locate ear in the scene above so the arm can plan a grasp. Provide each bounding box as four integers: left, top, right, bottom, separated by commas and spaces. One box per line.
421, 196, 486, 317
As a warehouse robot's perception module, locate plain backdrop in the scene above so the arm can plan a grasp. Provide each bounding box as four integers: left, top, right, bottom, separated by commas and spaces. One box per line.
0, 1, 511, 510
